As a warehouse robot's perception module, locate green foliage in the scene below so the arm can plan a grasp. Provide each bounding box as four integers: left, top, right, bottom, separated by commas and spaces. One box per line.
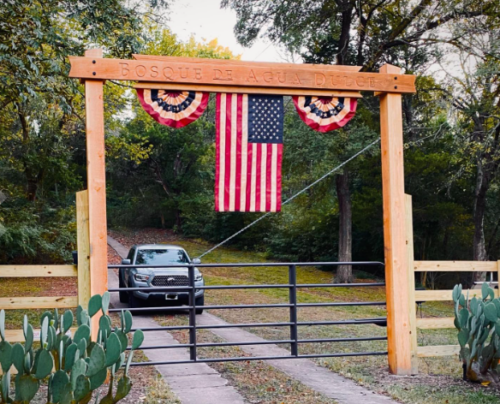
0, 294, 143, 403
452, 284, 500, 382
0, 0, 168, 265
0, 0, 499, 287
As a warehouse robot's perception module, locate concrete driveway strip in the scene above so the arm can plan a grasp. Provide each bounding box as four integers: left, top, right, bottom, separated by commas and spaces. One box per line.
107, 238, 246, 404
196, 313, 398, 404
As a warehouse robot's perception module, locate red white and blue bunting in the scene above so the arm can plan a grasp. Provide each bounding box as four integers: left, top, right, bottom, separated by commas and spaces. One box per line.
292, 96, 357, 133
136, 89, 209, 128
136, 90, 357, 133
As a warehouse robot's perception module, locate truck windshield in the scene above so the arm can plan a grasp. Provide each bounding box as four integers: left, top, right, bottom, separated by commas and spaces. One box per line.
136, 249, 189, 265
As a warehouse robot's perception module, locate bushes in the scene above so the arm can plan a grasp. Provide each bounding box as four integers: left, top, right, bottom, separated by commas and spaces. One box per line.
0, 202, 76, 264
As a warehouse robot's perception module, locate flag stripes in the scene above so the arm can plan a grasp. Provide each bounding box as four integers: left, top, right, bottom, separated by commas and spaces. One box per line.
215, 93, 282, 212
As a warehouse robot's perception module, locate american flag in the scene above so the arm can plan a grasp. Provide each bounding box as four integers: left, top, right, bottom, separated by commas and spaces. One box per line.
215, 94, 284, 212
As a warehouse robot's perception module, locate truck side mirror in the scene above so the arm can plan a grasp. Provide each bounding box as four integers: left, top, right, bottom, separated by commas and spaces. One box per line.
121, 259, 131, 265
192, 258, 201, 265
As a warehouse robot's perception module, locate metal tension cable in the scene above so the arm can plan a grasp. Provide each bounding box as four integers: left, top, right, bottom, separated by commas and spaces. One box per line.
196, 137, 381, 260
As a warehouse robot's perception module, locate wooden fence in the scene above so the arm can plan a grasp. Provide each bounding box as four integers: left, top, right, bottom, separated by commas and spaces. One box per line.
406, 194, 500, 372
0, 190, 90, 342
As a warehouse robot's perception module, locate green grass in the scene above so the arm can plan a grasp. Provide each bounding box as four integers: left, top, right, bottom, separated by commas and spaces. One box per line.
134, 232, 500, 404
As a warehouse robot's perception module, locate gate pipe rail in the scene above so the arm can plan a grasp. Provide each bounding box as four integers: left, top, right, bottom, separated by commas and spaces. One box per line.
108, 261, 387, 365
126, 336, 388, 351
129, 351, 389, 367
130, 318, 388, 333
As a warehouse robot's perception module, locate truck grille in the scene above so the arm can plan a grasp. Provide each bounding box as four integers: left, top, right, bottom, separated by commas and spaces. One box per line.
152, 275, 189, 287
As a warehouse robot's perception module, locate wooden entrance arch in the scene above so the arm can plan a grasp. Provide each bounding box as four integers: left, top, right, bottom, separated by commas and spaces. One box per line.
69, 49, 417, 375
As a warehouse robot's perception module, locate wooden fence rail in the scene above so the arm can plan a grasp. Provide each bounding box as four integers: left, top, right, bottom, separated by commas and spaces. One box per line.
0, 190, 90, 343
406, 194, 500, 371
0, 265, 77, 277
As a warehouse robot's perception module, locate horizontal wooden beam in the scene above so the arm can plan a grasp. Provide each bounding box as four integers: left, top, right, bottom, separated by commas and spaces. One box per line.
133, 54, 363, 72
69, 56, 416, 93
417, 345, 459, 357
0, 296, 78, 310
0, 265, 77, 277
134, 82, 363, 98
414, 261, 498, 272
416, 317, 455, 329
5, 327, 78, 342
415, 288, 498, 302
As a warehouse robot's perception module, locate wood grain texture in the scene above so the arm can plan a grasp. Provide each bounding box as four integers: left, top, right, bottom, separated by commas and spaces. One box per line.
134, 82, 363, 98
405, 195, 418, 373
0, 265, 77, 277
379, 64, 412, 375
415, 289, 499, 302
84, 49, 107, 339
416, 317, 455, 329
69, 56, 416, 93
417, 345, 459, 358
0, 296, 77, 310
497, 260, 500, 290
414, 261, 497, 272
133, 54, 363, 71
77, 190, 91, 307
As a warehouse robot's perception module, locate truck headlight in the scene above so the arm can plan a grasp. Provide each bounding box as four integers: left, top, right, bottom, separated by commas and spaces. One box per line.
134, 274, 150, 282
195, 273, 203, 282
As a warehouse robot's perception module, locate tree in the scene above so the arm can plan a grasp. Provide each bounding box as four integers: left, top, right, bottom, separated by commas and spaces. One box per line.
222, 0, 497, 281
0, 0, 168, 263
437, 24, 500, 268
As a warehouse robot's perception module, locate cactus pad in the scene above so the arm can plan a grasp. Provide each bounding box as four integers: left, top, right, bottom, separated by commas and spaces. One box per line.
35, 349, 54, 379
74, 374, 91, 402
0, 341, 13, 373
87, 344, 105, 377
105, 333, 121, 367
132, 330, 144, 350
88, 295, 102, 318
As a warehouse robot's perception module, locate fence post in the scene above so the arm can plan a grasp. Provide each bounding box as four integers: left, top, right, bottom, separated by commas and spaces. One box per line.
405, 194, 418, 374
188, 265, 197, 361
84, 49, 108, 338
288, 265, 298, 357
497, 260, 500, 292
379, 64, 412, 375
76, 190, 91, 309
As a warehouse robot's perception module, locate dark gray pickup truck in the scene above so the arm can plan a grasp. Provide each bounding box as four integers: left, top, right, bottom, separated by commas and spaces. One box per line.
119, 244, 204, 313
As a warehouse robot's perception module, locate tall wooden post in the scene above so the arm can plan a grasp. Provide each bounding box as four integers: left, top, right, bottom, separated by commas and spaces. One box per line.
379, 64, 412, 375
76, 190, 91, 308
84, 49, 108, 337
405, 194, 418, 373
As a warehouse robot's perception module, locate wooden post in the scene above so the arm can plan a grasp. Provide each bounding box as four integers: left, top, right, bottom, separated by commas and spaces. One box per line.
498, 260, 500, 293
379, 64, 412, 375
84, 49, 108, 337
76, 190, 91, 308
405, 194, 418, 373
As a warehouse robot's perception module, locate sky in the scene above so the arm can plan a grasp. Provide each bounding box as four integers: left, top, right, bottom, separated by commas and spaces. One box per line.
167, 0, 284, 62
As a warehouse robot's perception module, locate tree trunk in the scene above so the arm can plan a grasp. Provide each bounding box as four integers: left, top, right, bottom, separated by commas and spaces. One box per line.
473, 192, 487, 262
473, 163, 489, 281
336, 2, 354, 65
175, 208, 182, 230
335, 171, 353, 283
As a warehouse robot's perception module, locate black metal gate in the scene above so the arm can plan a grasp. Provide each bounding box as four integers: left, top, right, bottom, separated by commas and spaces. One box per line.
108, 262, 387, 366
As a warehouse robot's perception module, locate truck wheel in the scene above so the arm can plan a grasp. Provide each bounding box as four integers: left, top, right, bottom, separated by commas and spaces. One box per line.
195, 296, 204, 315
129, 291, 141, 309
119, 273, 129, 303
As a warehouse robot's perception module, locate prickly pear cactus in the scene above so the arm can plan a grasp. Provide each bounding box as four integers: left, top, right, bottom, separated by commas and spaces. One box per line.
0, 292, 144, 403
452, 283, 500, 383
